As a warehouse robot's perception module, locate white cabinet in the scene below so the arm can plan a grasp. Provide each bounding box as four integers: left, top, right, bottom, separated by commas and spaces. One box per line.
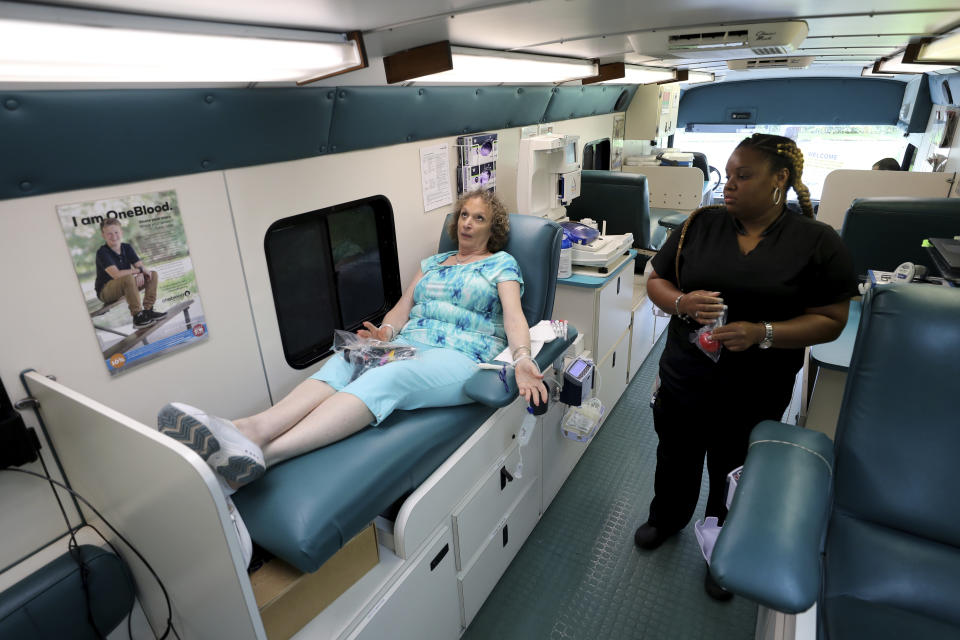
596, 330, 630, 419
554, 258, 636, 368
457, 481, 541, 627
625, 83, 681, 142
452, 435, 541, 571
347, 527, 460, 640
596, 270, 635, 362
541, 396, 583, 508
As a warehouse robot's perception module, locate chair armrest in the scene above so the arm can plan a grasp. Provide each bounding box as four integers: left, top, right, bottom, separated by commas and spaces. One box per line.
710, 421, 834, 613
657, 212, 690, 230
464, 327, 578, 407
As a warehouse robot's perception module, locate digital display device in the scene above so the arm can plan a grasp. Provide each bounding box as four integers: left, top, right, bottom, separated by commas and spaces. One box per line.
568, 359, 588, 378
565, 141, 577, 164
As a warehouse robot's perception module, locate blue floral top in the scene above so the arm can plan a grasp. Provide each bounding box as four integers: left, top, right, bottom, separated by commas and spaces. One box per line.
400, 251, 524, 362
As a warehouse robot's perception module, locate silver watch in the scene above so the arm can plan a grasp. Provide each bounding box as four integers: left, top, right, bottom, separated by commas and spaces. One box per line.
758, 322, 774, 349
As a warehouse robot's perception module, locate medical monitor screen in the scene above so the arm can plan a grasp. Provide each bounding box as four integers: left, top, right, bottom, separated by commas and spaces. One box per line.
265, 196, 401, 368
565, 141, 577, 164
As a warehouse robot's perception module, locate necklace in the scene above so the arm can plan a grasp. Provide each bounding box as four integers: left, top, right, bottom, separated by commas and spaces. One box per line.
455, 251, 487, 264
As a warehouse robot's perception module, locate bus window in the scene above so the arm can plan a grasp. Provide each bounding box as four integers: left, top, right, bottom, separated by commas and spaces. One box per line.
674, 125, 909, 202
264, 196, 401, 369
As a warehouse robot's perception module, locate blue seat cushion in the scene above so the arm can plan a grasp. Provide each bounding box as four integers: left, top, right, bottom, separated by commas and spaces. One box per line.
823, 512, 960, 639
0, 545, 134, 640
234, 402, 495, 573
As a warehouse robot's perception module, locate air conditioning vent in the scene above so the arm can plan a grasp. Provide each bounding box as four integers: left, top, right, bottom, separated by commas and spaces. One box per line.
727, 56, 814, 70
752, 47, 790, 56
628, 21, 808, 60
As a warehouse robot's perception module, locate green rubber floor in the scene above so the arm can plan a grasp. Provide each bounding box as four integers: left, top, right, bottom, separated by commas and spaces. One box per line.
463, 336, 758, 640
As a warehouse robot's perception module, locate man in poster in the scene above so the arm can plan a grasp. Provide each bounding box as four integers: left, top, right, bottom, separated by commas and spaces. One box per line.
94, 218, 167, 328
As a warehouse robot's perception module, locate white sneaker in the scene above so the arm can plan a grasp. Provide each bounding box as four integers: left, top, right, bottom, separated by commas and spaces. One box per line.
158, 402, 265, 488
225, 495, 253, 568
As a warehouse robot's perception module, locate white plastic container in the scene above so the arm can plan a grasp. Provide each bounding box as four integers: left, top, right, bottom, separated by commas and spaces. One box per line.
558, 236, 573, 279
660, 152, 694, 167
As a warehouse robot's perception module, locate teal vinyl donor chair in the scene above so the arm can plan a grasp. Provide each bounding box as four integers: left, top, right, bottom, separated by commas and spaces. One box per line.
563, 170, 655, 272
235, 213, 574, 572
710, 285, 960, 639
839, 197, 960, 278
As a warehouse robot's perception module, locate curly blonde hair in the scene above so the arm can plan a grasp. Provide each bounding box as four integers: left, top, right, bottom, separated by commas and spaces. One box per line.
446, 190, 510, 252
736, 134, 815, 218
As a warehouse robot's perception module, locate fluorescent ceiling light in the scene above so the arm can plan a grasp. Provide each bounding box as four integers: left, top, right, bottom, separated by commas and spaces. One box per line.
414, 47, 596, 84
682, 71, 715, 84
599, 65, 675, 84
861, 66, 894, 78
0, 18, 362, 83
904, 32, 960, 65
875, 51, 955, 75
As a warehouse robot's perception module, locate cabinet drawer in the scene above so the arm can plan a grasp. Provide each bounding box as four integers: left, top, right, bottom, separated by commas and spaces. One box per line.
597, 330, 630, 422
347, 527, 459, 640
458, 481, 540, 627
452, 431, 541, 571
597, 267, 634, 362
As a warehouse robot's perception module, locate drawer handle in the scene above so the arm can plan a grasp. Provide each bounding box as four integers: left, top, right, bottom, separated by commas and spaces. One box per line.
500, 466, 513, 490
502, 524, 509, 547
429, 544, 449, 571
612, 352, 616, 368
616, 276, 620, 295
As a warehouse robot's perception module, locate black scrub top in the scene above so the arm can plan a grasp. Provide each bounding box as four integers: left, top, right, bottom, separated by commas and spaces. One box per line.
650, 206, 858, 394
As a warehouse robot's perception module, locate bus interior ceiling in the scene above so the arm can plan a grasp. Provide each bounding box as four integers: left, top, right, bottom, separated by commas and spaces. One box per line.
1, 1, 960, 639
0, 0, 959, 89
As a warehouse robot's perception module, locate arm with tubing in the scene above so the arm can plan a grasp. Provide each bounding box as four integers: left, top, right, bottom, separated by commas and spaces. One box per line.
498, 279, 547, 405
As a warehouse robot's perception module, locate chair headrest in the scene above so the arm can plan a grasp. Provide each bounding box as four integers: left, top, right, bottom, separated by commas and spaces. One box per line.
840, 197, 960, 275
438, 212, 562, 325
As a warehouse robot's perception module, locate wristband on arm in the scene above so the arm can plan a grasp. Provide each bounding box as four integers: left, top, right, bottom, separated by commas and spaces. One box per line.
512, 354, 541, 374
380, 323, 397, 341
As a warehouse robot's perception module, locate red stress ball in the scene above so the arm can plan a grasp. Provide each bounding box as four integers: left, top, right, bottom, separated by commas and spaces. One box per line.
698, 331, 720, 353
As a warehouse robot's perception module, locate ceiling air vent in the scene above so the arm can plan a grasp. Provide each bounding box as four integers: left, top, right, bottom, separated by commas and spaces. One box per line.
727, 56, 814, 70
628, 21, 808, 60
753, 46, 790, 56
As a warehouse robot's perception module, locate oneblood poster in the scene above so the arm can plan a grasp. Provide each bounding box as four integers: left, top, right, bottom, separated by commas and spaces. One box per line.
57, 189, 209, 375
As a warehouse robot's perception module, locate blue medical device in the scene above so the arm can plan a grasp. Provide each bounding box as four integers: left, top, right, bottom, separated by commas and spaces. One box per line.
560, 221, 600, 246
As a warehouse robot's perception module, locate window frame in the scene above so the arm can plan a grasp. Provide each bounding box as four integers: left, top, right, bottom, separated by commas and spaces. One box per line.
264, 194, 402, 369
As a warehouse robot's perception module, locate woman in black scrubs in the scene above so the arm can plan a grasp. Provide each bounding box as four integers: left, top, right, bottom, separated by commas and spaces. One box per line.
634, 134, 858, 599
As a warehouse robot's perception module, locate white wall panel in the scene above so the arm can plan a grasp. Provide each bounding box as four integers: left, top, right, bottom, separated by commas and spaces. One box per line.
225, 114, 613, 399
0, 172, 270, 567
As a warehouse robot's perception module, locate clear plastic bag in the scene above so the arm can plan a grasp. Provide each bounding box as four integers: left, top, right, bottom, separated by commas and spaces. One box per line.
332, 329, 418, 384
690, 306, 729, 363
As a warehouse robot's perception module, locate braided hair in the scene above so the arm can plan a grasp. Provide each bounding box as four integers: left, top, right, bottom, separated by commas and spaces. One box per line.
735, 133, 815, 218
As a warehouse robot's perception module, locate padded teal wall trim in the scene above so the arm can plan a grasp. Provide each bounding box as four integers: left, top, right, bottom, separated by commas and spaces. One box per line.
0, 84, 635, 201
678, 78, 906, 126
543, 85, 636, 122
0, 88, 334, 201
327, 86, 552, 153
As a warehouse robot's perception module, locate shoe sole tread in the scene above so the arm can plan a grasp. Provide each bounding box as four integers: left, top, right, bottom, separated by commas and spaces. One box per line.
158, 408, 220, 461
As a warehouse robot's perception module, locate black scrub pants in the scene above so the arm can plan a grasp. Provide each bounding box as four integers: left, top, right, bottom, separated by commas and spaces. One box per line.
646, 372, 796, 533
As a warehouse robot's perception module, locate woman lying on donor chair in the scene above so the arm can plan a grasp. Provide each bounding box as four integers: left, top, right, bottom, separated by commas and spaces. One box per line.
159, 190, 546, 494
